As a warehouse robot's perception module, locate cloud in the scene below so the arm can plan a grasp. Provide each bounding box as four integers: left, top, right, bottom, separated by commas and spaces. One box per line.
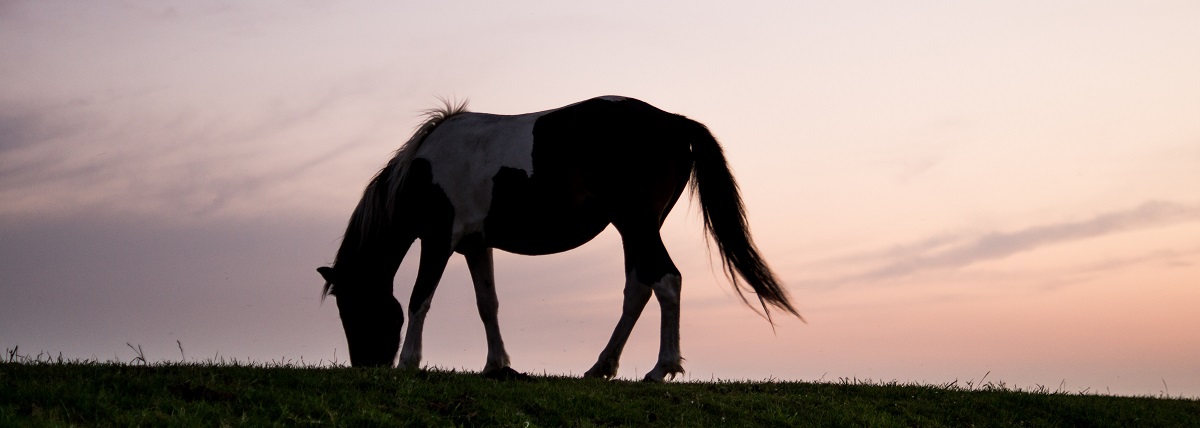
1, 1, 439, 224
0, 98, 100, 152
0, 73, 412, 223
819, 200, 1200, 285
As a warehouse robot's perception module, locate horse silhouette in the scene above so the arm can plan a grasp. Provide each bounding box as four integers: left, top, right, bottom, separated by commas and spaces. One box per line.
318, 96, 799, 381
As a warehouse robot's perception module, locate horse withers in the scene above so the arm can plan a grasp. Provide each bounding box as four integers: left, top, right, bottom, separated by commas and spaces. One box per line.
317, 95, 799, 382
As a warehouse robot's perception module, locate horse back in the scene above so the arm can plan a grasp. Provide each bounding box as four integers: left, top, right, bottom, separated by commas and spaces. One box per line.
413, 96, 695, 254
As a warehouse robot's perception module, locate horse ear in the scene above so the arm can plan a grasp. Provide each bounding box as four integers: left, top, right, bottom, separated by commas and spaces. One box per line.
317, 266, 337, 284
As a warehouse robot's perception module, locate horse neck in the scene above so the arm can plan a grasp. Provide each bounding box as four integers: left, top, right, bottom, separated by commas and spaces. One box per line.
332, 225, 412, 286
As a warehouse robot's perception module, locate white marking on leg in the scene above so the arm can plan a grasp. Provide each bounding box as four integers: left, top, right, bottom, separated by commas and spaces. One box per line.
465, 248, 511, 373
644, 273, 684, 382
398, 297, 432, 369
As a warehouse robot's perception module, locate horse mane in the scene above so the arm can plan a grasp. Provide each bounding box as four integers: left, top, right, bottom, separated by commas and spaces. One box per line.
323, 99, 468, 298
381, 99, 470, 220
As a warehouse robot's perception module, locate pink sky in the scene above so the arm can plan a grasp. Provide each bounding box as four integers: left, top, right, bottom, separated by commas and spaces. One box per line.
2, 2, 1198, 397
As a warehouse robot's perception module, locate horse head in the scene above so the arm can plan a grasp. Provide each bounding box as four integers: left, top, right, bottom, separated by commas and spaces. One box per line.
318, 266, 404, 367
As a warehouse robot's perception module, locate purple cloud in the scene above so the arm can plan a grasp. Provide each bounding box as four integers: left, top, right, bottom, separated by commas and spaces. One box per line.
824, 200, 1200, 285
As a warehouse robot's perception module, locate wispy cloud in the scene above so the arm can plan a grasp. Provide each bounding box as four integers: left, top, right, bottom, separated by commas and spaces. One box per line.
0, 1, 439, 224
0, 73, 413, 223
814, 200, 1200, 286
0, 98, 100, 153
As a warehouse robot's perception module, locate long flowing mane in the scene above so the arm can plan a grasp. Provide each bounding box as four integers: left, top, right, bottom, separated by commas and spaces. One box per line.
322, 99, 469, 298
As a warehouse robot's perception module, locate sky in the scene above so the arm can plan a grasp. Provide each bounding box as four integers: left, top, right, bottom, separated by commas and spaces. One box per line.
2, 1, 1198, 397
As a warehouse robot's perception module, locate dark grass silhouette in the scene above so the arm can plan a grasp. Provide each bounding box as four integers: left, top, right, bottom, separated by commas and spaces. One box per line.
4, 356, 1198, 427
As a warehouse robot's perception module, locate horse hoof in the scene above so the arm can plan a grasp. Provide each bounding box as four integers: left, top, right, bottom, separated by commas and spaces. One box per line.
641, 375, 666, 383
482, 366, 532, 381
584, 369, 615, 380
642, 366, 683, 383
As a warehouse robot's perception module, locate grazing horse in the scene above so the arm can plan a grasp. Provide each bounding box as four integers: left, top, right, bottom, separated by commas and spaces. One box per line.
318, 95, 799, 382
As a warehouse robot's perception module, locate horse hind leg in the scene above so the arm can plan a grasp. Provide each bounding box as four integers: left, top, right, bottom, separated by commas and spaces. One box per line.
584, 272, 653, 379
644, 271, 684, 382
586, 225, 684, 382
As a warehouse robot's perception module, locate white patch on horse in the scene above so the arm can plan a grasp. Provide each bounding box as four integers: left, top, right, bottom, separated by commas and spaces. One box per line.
416, 111, 541, 247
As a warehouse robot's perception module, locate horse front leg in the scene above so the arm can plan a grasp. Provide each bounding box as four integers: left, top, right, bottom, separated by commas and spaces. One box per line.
397, 240, 452, 370
462, 247, 515, 376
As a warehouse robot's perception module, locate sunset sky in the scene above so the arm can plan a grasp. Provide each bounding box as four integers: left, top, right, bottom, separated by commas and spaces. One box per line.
2, 2, 1198, 397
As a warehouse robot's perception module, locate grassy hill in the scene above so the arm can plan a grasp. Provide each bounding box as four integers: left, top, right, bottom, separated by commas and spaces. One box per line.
3, 358, 1198, 427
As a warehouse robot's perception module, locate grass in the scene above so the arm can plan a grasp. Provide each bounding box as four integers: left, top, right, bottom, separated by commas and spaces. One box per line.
3, 349, 1198, 427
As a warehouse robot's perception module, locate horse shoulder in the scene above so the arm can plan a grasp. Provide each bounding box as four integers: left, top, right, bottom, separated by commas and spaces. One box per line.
415, 112, 542, 246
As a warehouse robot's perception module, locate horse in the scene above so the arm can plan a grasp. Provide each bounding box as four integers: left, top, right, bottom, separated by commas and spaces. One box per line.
317, 95, 799, 382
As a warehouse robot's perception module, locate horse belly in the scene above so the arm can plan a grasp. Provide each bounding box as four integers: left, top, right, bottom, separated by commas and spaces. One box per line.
482, 167, 609, 255
485, 210, 609, 255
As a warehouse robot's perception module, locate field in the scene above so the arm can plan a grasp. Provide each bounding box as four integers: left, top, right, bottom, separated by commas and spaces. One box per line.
3, 355, 1198, 427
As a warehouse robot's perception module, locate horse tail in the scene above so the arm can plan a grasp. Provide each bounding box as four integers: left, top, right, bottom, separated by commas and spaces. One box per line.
686, 120, 802, 324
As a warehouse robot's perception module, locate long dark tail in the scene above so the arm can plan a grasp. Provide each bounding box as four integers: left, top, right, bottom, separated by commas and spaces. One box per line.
686, 120, 802, 324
